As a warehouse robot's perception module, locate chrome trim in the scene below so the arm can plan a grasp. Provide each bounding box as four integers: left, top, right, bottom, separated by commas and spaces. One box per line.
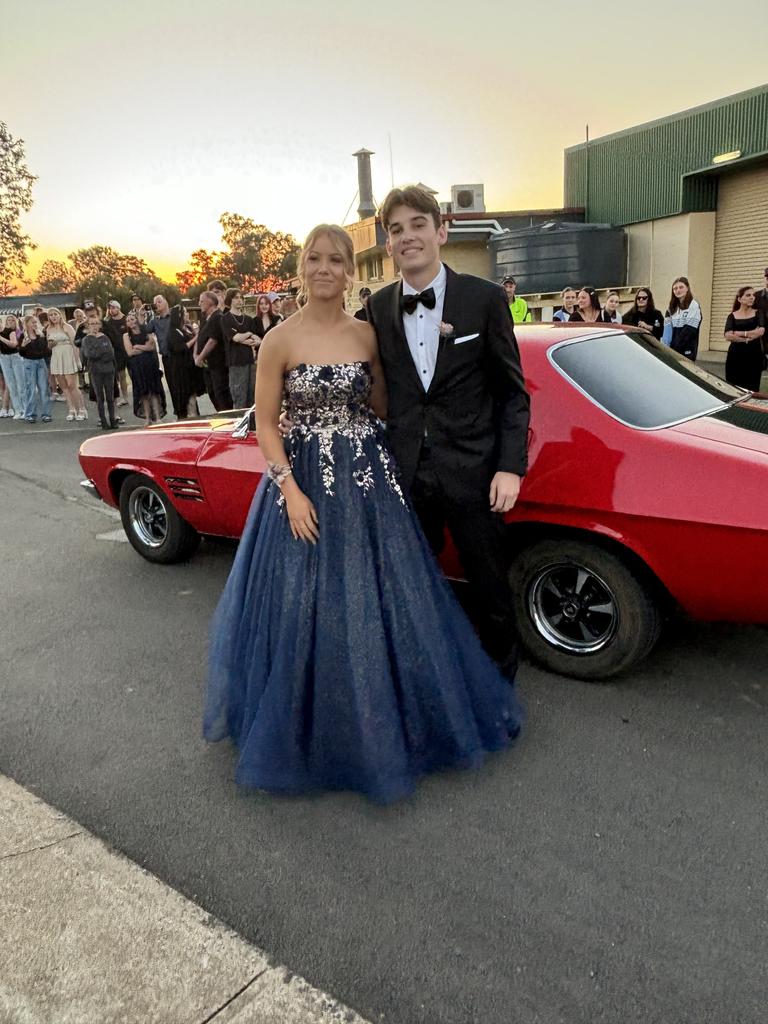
546, 333, 743, 432
127, 486, 168, 549
79, 479, 100, 499
231, 406, 254, 439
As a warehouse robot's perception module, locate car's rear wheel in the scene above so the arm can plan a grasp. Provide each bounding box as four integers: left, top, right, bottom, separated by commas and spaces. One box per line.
119, 473, 200, 564
509, 537, 661, 681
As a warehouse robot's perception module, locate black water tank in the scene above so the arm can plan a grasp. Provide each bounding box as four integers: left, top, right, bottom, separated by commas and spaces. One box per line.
490, 222, 626, 293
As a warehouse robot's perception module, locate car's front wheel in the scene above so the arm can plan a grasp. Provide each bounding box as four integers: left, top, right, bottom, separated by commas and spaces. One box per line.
509, 537, 661, 681
119, 474, 200, 564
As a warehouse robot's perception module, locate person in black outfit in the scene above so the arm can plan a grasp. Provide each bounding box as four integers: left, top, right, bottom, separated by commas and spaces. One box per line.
569, 287, 602, 323
81, 315, 119, 429
622, 287, 664, 339
221, 287, 258, 408
102, 300, 129, 406
253, 295, 282, 341
367, 185, 530, 681
754, 267, 768, 330
194, 291, 232, 411
724, 286, 766, 392
354, 287, 372, 321
165, 305, 204, 418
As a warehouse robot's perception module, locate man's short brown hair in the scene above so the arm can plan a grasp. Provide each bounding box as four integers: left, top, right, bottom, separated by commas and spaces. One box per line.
378, 185, 442, 232
207, 279, 226, 291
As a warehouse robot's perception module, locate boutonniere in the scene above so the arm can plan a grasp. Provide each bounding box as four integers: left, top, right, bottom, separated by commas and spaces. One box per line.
439, 321, 454, 339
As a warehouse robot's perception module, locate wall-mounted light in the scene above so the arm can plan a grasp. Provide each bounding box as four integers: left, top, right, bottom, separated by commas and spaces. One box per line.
712, 149, 742, 164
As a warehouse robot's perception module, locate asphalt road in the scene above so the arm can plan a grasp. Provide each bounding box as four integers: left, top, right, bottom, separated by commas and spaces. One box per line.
2, 407, 767, 1024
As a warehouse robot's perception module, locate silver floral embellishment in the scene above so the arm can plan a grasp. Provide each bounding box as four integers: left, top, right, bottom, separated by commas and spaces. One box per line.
439, 321, 454, 338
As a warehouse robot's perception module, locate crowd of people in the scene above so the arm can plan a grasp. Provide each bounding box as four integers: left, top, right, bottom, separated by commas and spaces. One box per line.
1, 267, 767, 427
542, 271, 768, 391
0, 285, 292, 427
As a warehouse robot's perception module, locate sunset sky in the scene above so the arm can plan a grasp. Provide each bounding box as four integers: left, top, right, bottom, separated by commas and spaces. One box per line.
3, 0, 764, 288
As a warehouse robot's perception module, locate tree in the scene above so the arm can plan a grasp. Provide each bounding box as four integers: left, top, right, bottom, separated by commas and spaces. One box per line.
37, 259, 75, 293
218, 213, 300, 292
0, 122, 37, 296
67, 245, 155, 284
34, 245, 175, 311
175, 215, 300, 297
174, 248, 234, 301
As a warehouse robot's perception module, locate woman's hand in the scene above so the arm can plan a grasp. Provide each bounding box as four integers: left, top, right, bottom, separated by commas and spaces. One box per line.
284, 485, 319, 544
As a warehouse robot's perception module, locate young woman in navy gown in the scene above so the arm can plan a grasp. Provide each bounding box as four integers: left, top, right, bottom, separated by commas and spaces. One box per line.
203, 224, 523, 803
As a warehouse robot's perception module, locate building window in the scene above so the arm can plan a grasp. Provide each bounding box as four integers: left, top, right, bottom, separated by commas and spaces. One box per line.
366, 255, 383, 281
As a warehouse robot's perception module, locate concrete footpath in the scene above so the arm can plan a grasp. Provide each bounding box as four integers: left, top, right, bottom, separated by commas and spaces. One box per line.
0, 775, 370, 1024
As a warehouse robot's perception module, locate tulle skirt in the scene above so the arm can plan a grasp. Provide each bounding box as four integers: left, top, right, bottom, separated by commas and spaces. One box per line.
203, 426, 523, 803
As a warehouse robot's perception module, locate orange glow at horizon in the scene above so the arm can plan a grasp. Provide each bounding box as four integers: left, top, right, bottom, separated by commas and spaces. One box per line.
2, 0, 763, 296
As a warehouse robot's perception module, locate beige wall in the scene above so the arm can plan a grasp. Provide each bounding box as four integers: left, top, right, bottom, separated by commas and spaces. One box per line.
625, 212, 716, 353
441, 240, 492, 279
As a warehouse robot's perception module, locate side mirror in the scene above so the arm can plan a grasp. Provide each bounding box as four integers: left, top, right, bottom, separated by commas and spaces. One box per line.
231, 406, 255, 439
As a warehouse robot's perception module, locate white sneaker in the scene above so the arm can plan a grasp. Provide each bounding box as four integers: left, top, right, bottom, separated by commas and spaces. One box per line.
54, 393, 66, 402
76, 412, 85, 421
66, 412, 76, 421
14, 411, 24, 420
0, 410, 8, 418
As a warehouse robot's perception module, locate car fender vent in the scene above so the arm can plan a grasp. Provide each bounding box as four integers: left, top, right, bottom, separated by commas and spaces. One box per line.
164, 476, 204, 501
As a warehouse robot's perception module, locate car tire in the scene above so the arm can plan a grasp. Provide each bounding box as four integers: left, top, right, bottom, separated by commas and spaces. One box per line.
119, 473, 200, 564
509, 537, 661, 681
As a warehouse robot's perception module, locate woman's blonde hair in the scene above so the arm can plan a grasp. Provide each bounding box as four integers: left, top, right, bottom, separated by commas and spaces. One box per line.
296, 224, 355, 306
45, 307, 65, 326
23, 315, 40, 340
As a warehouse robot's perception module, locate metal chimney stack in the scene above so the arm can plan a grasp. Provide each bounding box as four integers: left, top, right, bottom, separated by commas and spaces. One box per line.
353, 148, 376, 220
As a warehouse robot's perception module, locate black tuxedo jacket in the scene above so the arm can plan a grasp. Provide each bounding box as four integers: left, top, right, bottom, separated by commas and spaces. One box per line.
368, 265, 530, 505
755, 288, 768, 333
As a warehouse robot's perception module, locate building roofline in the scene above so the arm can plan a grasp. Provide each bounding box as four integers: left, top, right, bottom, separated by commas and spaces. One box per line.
565, 82, 768, 152
346, 207, 584, 230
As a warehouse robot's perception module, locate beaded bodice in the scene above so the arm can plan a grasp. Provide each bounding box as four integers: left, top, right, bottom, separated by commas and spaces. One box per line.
284, 361, 374, 430
282, 361, 404, 503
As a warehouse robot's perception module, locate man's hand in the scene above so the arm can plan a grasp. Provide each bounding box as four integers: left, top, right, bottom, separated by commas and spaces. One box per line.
193, 352, 204, 367
489, 471, 521, 514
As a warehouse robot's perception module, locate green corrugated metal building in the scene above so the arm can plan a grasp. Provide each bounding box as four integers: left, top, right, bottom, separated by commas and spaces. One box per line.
564, 84, 768, 225
563, 84, 768, 355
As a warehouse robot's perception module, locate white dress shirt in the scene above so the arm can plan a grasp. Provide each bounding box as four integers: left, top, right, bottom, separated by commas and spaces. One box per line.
402, 263, 447, 391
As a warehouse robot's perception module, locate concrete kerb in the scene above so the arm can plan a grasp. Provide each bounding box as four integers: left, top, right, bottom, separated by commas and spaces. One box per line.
0, 775, 371, 1024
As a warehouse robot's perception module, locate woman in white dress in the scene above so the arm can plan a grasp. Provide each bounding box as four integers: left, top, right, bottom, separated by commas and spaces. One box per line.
46, 308, 86, 420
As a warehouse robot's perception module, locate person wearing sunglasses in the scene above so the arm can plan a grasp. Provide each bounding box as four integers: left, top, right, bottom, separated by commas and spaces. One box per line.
622, 287, 664, 339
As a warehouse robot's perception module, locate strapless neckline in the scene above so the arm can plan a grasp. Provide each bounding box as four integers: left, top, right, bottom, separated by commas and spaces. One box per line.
284, 360, 371, 376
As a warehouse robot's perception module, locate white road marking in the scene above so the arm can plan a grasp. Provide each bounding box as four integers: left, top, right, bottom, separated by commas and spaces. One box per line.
96, 528, 129, 543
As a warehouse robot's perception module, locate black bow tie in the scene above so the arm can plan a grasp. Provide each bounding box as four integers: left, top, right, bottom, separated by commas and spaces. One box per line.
400, 287, 436, 316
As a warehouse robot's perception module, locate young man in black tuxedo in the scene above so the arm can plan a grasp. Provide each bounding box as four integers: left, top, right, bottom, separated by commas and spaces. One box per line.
367, 185, 530, 680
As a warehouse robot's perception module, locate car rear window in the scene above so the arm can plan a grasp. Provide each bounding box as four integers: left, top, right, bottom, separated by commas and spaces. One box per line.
550, 331, 744, 429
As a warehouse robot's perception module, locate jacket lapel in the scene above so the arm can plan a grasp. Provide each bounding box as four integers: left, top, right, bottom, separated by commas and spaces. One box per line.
428, 265, 460, 394
389, 281, 423, 391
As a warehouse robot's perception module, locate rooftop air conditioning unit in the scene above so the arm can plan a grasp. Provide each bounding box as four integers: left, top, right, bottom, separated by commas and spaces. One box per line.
450, 184, 485, 214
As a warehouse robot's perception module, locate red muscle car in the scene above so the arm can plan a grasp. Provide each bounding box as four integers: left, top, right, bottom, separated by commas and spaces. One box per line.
79, 325, 768, 681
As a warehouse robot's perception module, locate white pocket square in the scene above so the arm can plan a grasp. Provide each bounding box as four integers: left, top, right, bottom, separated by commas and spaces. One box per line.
454, 332, 480, 344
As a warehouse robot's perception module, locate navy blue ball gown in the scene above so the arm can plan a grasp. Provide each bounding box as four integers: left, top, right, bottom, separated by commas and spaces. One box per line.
203, 360, 523, 803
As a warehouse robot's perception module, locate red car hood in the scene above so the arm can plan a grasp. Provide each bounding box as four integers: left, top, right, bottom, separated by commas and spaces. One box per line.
670, 398, 768, 456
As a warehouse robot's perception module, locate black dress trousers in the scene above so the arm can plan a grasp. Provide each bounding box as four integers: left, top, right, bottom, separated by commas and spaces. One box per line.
409, 446, 518, 680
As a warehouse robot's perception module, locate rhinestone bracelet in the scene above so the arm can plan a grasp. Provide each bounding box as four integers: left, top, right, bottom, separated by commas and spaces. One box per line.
267, 462, 293, 486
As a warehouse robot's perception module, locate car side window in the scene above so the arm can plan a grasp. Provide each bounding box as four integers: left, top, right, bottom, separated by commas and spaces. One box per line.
551, 332, 743, 429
